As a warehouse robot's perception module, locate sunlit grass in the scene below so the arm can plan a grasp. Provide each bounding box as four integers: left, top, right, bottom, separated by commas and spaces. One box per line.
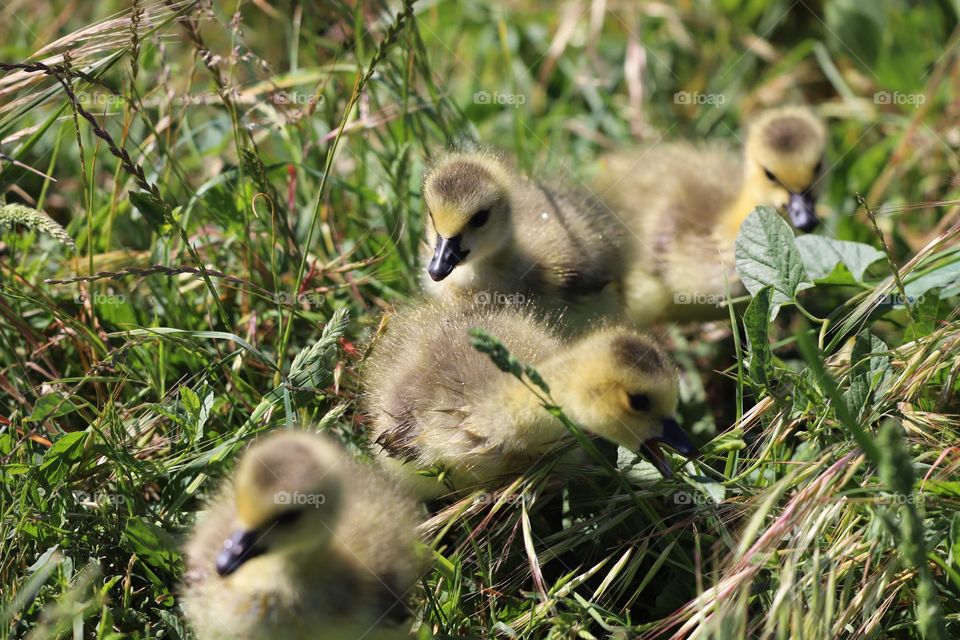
1, 1, 958, 638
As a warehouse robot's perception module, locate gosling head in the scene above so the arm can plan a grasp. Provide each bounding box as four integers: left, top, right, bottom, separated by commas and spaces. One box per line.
215, 432, 344, 577
562, 330, 697, 477
744, 107, 826, 232
422, 153, 513, 281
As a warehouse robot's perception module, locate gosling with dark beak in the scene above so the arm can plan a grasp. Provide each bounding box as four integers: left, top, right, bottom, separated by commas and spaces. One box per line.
417, 151, 629, 331
182, 431, 425, 639
365, 299, 694, 499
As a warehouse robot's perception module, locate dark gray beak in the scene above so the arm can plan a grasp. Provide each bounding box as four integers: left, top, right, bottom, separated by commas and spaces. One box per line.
787, 191, 819, 232
427, 234, 469, 282
215, 529, 265, 577
639, 417, 698, 478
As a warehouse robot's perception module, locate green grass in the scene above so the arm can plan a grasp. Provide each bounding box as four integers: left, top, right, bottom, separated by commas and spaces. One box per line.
2, 0, 959, 638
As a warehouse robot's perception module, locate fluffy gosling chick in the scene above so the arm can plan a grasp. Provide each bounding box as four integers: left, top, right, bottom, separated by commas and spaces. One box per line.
364, 301, 696, 499
182, 431, 423, 640
595, 106, 826, 323
420, 151, 629, 329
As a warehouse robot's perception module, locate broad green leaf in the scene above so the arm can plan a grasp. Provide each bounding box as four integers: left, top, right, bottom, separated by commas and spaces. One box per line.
923, 480, 960, 497
121, 517, 181, 573
824, 0, 886, 67
846, 331, 891, 420
38, 431, 89, 485
851, 331, 892, 395
904, 258, 960, 299
706, 427, 746, 452
844, 377, 870, 422
617, 446, 662, 485
804, 262, 862, 286
795, 235, 884, 283
735, 206, 813, 317
179, 387, 200, 417
905, 295, 951, 342
28, 393, 79, 423
743, 286, 773, 386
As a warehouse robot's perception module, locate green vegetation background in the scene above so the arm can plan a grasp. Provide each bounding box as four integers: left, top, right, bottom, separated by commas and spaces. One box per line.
1, 0, 958, 638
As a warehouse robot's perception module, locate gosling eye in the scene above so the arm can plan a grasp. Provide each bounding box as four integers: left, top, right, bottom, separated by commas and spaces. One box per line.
273, 510, 303, 527
628, 393, 651, 412
763, 167, 777, 182
469, 208, 490, 228
813, 158, 823, 174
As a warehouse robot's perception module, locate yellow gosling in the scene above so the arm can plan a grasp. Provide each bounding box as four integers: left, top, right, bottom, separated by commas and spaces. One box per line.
182, 431, 424, 640
364, 301, 696, 499
420, 151, 630, 330
596, 106, 827, 323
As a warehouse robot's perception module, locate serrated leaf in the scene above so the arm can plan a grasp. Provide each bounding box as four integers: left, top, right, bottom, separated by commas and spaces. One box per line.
843, 377, 870, 421
735, 206, 813, 318
796, 235, 885, 283
179, 386, 200, 417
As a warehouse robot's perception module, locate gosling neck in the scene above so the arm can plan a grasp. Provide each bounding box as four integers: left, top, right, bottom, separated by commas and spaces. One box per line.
477, 351, 588, 454
718, 173, 763, 243
279, 536, 335, 578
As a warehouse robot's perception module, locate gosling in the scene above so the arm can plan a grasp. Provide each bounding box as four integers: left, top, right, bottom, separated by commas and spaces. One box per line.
364, 301, 697, 499
182, 431, 423, 640
595, 106, 826, 324
419, 151, 630, 330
